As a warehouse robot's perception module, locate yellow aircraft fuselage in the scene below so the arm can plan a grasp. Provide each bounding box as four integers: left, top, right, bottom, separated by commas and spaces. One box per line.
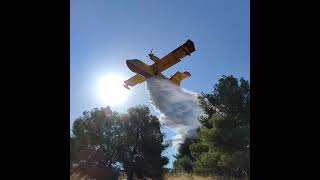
126, 59, 157, 78
124, 39, 195, 89
126, 59, 191, 86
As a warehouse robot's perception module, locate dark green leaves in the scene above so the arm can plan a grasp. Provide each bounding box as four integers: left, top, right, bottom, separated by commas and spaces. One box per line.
70, 105, 168, 180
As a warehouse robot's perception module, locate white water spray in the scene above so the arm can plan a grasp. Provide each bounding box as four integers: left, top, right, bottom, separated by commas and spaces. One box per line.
146, 77, 203, 152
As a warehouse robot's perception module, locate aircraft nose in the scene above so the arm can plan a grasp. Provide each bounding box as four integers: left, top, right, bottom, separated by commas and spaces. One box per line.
126, 60, 131, 66
126, 59, 138, 65
126, 59, 137, 72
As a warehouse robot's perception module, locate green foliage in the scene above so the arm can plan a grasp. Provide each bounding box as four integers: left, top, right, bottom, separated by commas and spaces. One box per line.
194, 75, 250, 177
71, 107, 122, 169
175, 137, 198, 160
173, 75, 250, 178
70, 105, 168, 180
118, 106, 169, 179
70, 136, 77, 168
172, 156, 194, 173
172, 137, 199, 173
189, 143, 209, 160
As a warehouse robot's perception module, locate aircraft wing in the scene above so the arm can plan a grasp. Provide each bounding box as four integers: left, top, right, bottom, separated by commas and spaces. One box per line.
123, 74, 145, 89
156, 39, 195, 72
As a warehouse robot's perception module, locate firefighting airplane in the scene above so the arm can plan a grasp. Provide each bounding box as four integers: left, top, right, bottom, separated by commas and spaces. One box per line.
123, 39, 196, 90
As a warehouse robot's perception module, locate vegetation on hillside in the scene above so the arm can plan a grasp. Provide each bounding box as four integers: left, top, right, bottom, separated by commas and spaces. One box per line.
172, 75, 250, 179
70, 105, 168, 180
70, 75, 250, 180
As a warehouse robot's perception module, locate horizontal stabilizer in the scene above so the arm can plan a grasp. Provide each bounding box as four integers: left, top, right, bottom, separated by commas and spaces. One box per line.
170, 71, 191, 86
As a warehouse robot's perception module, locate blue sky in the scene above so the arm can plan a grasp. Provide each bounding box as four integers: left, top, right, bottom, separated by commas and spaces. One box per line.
71, 0, 249, 168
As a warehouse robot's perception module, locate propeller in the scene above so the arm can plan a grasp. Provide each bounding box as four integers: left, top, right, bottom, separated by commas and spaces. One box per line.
147, 49, 154, 57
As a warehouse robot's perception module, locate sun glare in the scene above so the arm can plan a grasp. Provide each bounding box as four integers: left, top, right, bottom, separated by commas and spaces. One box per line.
97, 74, 129, 105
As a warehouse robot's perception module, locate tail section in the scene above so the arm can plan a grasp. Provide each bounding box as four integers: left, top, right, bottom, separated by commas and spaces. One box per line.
170, 71, 191, 86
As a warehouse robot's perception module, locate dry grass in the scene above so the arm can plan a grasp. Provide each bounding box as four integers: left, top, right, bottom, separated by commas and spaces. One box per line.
165, 175, 241, 180
70, 172, 242, 180
165, 175, 214, 180
70, 173, 93, 180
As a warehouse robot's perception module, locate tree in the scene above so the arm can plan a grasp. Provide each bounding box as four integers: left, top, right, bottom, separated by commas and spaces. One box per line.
70, 105, 169, 180
118, 105, 169, 180
172, 156, 193, 174
70, 135, 76, 169
70, 106, 122, 179
190, 75, 250, 177
172, 137, 198, 173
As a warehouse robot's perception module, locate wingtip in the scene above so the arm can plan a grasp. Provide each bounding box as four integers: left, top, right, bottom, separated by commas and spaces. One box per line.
123, 84, 130, 90
185, 39, 195, 53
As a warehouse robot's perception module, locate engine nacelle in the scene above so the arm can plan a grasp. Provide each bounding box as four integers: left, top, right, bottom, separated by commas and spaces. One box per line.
148, 53, 161, 63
